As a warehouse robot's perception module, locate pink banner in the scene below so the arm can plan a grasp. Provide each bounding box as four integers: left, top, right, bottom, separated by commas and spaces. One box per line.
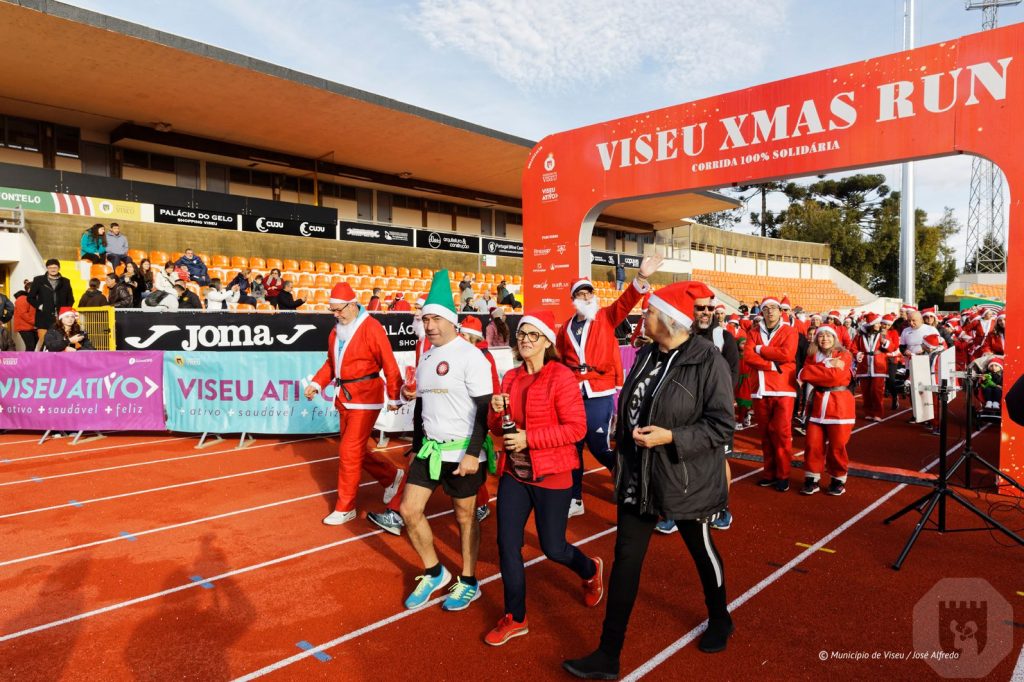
0, 351, 165, 431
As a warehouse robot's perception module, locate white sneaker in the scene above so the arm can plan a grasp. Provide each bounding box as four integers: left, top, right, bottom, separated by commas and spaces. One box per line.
323, 509, 357, 526
383, 469, 404, 505
568, 499, 585, 518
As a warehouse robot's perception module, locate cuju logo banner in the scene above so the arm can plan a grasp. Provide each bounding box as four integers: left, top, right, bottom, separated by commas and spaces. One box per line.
0, 351, 164, 431
163, 352, 341, 434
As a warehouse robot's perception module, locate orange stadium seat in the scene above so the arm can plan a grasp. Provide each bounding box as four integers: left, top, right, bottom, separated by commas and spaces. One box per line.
512, 275, 521, 284
315, 261, 331, 274
358, 276, 372, 289
409, 267, 422, 279
297, 273, 315, 287
314, 274, 333, 288
358, 290, 371, 305
344, 263, 358, 275
397, 267, 410, 278
298, 260, 315, 273
314, 289, 330, 304
385, 266, 398, 277
454, 271, 464, 281
422, 269, 433, 279
358, 264, 371, 275
89, 264, 110, 280
256, 301, 275, 311
148, 250, 169, 265
128, 249, 147, 264
265, 258, 283, 271
249, 257, 266, 270
330, 262, 345, 274
371, 265, 385, 277
231, 256, 249, 270
196, 252, 211, 265
236, 303, 256, 312
282, 259, 299, 272
212, 254, 230, 268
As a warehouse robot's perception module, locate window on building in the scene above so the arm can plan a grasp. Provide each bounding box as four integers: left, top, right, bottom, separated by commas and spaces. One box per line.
54, 125, 80, 158
206, 163, 230, 193
3, 116, 41, 151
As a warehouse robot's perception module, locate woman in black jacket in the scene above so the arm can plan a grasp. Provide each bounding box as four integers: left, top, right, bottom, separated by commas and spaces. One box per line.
44, 308, 94, 352
564, 281, 735, 680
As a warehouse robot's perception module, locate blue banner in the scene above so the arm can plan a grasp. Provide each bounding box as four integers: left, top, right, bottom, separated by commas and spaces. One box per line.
163, 352, 340, 434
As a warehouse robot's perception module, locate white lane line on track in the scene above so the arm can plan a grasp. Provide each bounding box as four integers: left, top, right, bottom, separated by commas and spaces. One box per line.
622, 424, 991, 681
1010, 641, 1024, 682
0, 435, 328, 487
0, 466, 611, 645
0, 436, 192, 464
0, 448, 339, 520
233, 525, 619, 680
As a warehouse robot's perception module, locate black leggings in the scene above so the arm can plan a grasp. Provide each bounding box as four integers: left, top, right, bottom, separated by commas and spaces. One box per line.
19, 330, 37, 351
497, 474, 596, 621
599, 505, 728, 657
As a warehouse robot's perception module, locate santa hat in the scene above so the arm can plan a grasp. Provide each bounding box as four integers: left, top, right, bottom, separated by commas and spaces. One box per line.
815, 325, 840, 341
490, 307, 505, 318
422, 270, 458, 325
998, 312, 1006, 320
989, 356, 1005, 371
415, 295, 427, 309
570, 278, 595, 297
328, 282, 357, 305
760, 295, 781, 308
726, 314, 740, 326
518, 309, 557, 344
58, 307, 78, 320
648, 281, 716, 328
811, 313, 823, 322
458, 315, 484, 339
922, 334, 944, 350
881, 313, 896, 324
394, 291, 405, 300
715, 302, 726, 312
780, 296, 792, 310
921, 306, 937, 318
827, 310, 841, 321
640, 291, 651, 310
865, 312, 881, 326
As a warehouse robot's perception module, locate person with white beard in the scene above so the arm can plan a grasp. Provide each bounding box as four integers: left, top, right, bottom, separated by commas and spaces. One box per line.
556, 254, 663, 517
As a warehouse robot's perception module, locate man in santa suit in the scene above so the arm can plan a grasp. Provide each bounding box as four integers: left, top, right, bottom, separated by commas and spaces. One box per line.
825, 310, 852, 349
725, 315, 742, 339
968, 308, 999, 359
980, 312, 1006, 356
797, 325, 856, 496
390, 291, 412, 312
880, 313, 903, 409
780, 297, 794, 326
557, 254, 663, 517
304, 282, 404, 526
714, 302, 727, 328
855, 312, 890, 422
743, 295, 799, 492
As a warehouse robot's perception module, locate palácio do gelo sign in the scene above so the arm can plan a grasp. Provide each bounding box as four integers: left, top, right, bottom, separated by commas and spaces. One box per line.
521, 23, 1024, 482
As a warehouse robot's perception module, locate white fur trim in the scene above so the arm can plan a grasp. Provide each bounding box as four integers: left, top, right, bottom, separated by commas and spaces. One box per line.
422, 303, 458, 325
647, 293, 693, 328
518, 315, 556, 344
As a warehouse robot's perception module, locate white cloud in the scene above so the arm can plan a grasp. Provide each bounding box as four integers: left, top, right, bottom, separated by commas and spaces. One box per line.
410, 0, 790, 92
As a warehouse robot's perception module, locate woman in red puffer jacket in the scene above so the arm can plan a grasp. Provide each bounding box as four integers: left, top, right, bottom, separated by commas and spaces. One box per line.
483, 310, 603, 647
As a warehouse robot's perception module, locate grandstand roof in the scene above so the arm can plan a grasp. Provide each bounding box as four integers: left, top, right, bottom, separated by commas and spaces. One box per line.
0, 1, 738, 229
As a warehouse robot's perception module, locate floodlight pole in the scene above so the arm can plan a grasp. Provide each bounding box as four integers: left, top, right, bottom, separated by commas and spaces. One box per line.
898, 0, 916, 305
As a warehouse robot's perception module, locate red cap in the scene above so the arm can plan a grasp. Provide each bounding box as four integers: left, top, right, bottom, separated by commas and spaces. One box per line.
58, 307, 78, 320
865, 312, 881, 326
760, 295, 781, 308
329, 282, 357, 304
922, 334, 944, 349
518, 310, 557, 344
780, 296, 792, 310
921, 306, 937, 317
882, 313, 896, 324
459, 315, 483, 339
648, 281, 716, 328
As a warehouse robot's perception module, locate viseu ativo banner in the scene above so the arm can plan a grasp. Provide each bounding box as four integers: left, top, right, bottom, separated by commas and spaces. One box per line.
164, 352, 340, 434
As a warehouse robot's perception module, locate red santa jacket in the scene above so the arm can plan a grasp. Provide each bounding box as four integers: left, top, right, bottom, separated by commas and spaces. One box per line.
311, 314, 401, 410
743, 321, 798, 398
968, 317, 996, 352
556, 279, 647, 397
390, 298, 411, 312
855, 329, 892, 378
980, 329, 1005, 356
798, 348, 856, 425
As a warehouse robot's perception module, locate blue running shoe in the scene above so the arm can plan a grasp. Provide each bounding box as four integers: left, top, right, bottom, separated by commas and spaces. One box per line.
441, 578, 481, 611
711, 509, 733, 531
655, 519, 677, 534
404, 566, 451, 610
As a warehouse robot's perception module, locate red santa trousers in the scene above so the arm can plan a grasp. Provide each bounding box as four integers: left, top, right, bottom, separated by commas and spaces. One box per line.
336, 409, 399, 512
804, 422, 852, 480
861, 377, 886, 420
754, 396, 794, 480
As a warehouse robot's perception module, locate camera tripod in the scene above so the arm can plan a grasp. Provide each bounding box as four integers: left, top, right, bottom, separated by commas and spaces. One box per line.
883, 379, 1024, 570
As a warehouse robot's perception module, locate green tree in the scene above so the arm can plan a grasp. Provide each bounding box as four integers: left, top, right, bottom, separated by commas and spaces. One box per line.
916, 208, 960, 307
962, 231, 1007, 273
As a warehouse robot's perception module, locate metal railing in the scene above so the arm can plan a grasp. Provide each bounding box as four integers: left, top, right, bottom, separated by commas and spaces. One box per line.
655, 222, 830, 265
0, 206, 25, 231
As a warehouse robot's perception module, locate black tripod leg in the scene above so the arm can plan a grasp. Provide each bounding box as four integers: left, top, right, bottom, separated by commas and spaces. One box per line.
892, 492, 943, 570
947, 489, 1024, 547
967, 456, 1024, 495
884, 488, 935, 525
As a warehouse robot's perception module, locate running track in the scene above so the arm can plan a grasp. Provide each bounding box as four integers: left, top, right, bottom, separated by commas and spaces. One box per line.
1, 400, 1022, 681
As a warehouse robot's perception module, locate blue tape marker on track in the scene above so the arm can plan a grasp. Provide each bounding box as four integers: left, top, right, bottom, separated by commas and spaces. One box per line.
296, 641, 331, 662
189, 575, 215, 589
118, 531, 137, 541
68, 500, 83, 508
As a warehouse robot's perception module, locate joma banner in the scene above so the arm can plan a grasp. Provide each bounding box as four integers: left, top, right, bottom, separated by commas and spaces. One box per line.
163, 352, 340, 434
0, 351, 164, 431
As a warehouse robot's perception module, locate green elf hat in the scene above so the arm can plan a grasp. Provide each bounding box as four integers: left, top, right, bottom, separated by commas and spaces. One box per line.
422, 269, 458, 325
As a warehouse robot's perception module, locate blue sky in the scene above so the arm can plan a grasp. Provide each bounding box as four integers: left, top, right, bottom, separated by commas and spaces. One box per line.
66, 0, 1024, 262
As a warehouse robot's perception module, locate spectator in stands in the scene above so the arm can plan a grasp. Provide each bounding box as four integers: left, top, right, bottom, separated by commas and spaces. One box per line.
486, 307, 510, 348
390, 292, 412, 312
0, 283, 13, 325
227, 268, 257, 306
105, 272, 133, 309
367, 287, 383, 311
13, 289, 36, 351
276, 280, 304, 310
44, 308, 94, 352
137, 258, 155, 300
263, 268, 284, 308
615, 262, 626, 290
462, 292, 477, 312
251, 274, 266, 303
105, 222, 130, 269
122, 261, 144, 307
206, 278, 240, 310
77, 278, 108, 308
29, 259, 74, 350
79, 224, 106, 264
154, 261, 179, 296
475, 291, 495, 313
142, 288, 178, 312
459, 273, 474, 297
738, 302, 749, 315
175, 248, 210, 285
175, 283, 203, 309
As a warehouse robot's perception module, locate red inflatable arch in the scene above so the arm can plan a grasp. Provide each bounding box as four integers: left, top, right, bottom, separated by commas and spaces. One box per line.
522, 22, 1024, 481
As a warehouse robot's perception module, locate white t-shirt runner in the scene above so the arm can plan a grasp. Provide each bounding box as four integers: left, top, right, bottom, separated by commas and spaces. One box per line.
900, 324, 939, 354
416, 336, 493, 462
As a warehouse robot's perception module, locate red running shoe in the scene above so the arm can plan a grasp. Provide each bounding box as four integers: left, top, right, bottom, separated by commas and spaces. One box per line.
484, 613, 529, 646
583, 556, 604, 607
